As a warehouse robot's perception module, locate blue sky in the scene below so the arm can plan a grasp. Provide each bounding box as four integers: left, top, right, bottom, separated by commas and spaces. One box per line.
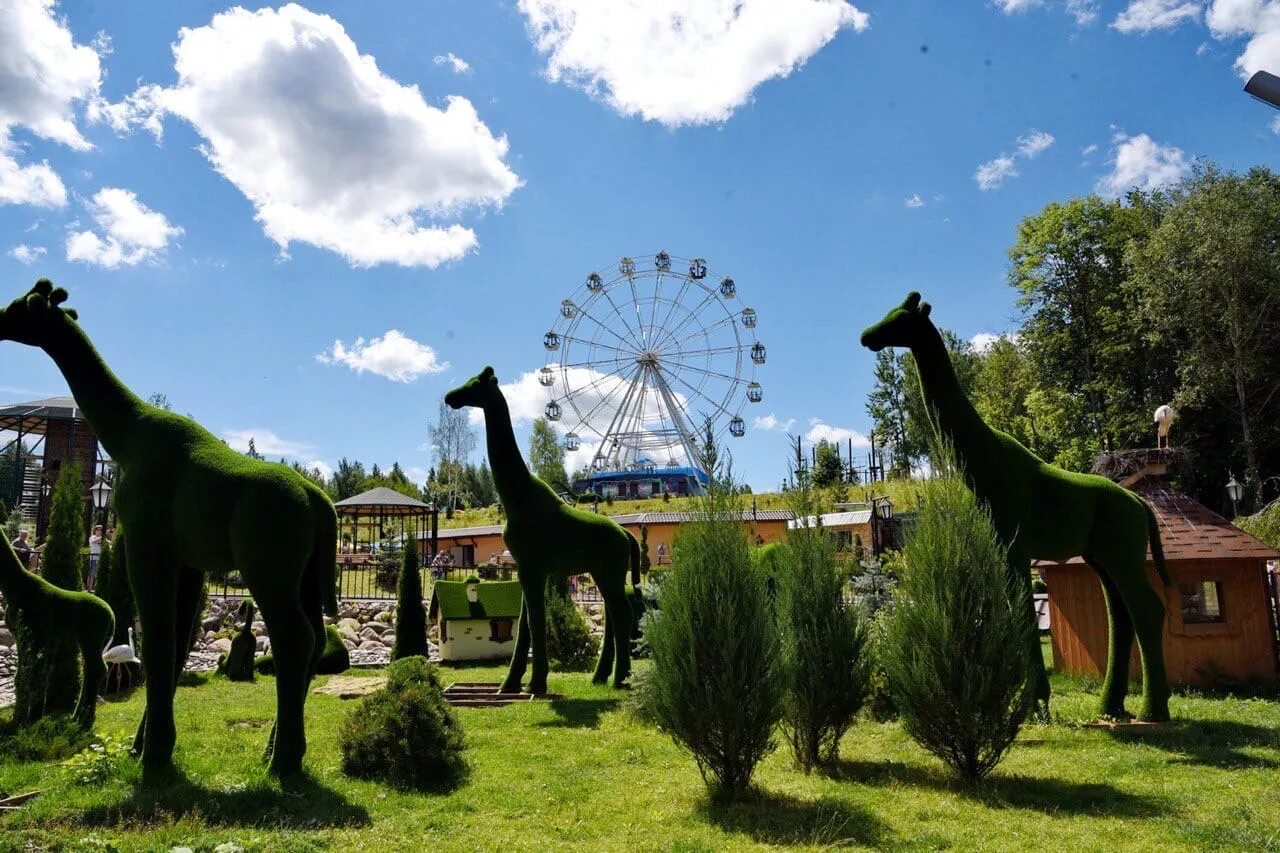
1, 0, 1278, 491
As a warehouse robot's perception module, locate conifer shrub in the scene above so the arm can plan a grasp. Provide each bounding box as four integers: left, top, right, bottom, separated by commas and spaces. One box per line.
878, 467, 1036, 783
392, 539, 428, 660
103, 530, 135, 648
545, 578, 598, 671
641, 483, 782, 795
39, 464, 86, 715
779, 518, 871, 772
339, 656, 467, 791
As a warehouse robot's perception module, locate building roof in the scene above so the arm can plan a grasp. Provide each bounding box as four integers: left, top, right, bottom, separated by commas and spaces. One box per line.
429, 579, 522, 621
427, 509, 796, 542
0, 396, 86, 434
334, 486, 434, 517
788, 510, 873, 530
432, 523, 505, 540
1036, 476, 1279, 567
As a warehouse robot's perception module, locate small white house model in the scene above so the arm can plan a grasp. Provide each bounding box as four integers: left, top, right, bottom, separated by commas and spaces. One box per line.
429, 577, 522, 663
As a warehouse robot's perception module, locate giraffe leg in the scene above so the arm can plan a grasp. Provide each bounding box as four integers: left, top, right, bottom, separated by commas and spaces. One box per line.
525, 576, 550, 695
255, 589, 315, 776
592, 589, 614, 686
74, 609, 112, 730
1088, 561, 1134, 720
127, 534, 179, 779
598, 570, 631, 688
500, 597, 531, 694
1009, 550, 1050, 720
1102, 556, 1171, 723
134, 564, 204, 753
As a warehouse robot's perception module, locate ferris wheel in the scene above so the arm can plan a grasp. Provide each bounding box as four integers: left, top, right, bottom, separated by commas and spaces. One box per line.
540, 251, 764, 475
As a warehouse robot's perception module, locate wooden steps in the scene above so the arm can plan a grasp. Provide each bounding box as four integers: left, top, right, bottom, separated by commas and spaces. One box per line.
443, 682, 561, 708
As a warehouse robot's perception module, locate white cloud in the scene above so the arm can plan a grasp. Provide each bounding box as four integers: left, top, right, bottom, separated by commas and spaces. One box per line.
806, 418, 870, 447
992, 0, 1043, 12
434, 52, 471, 74
517, 0, 869, 127
969, 332, 1002, 353
303, 459, 333, 480
316, 330, 449, 382
1271, 115, 1280, 134
1097, 133, 1190, 196
1067, 0, 1100, 25
1205, 1, 1280, 79
106, 4, 520, 268
1081, 143, 1099, 156
1112, 0, 1202, 33
904, 193, 926, 208
0, 0, 106, 209
753, 413, 796, 432
65, 187, 182, 268
8, 244, 46, 265
975, 155, 1019, 190
1016, 129, 1055, 158
222, 428, 316, 458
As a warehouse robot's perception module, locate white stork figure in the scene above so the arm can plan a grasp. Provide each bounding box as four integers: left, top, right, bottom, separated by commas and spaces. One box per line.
102, 627, 141, 693
1154, 405, 1177, 449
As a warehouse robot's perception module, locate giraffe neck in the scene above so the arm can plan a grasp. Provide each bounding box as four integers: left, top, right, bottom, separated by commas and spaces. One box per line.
1, 540, 40, 608
909, 321, 992, 468
482, 392, 534, 504
41, 321, 146, 462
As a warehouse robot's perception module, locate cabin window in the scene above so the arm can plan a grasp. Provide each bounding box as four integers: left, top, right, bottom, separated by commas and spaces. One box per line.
1180, 580, 1225, 625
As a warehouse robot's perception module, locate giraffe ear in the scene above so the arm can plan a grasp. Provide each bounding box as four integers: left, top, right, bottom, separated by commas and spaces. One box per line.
481, 366, 497, 383
49, 287, 68, 307
903, 292, 921, 312
32, 279, 53, 298
64, 308, 78, 321
920, 302, 931, 318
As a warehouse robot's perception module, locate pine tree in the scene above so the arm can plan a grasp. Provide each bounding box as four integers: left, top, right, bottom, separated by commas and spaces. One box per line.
392, 539, 428, 660
39, 463, 86, 715
529, 417, 569, 493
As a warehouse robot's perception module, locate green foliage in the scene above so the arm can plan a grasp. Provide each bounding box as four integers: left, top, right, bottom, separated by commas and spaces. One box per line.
879, 472, 1035, 783
778, 521, 871, 772
339, 656, 467, 791
545, 579, 599, 671
638, 525, 651, 575
811, 440, 844, 487
641, 483, 782, 795
40, 463, 86, 715
331, 458, 366, 501
392, 539, 428, 660
529, 417, 569, 494
93, 537, 112, 602
0, 713, 92, 761
103, 530, 135, 647
1237, 499, 1280, 551
62, 733, 131, 785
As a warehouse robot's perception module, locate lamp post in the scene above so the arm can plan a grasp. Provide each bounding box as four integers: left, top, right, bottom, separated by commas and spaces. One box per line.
1226, 473, 1244, 519
90, 477, 112, 528
1245, 70, 1280, 110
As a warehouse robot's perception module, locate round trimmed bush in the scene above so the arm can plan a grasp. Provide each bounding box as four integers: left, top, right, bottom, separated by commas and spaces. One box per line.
338, 656, 466, 791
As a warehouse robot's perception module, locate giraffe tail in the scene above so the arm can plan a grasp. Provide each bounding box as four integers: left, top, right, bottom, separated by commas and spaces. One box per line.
628, 530, 641, 587
1143, 498, 1172, 588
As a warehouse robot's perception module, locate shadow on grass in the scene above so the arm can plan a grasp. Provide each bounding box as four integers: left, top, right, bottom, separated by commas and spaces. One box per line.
1106, 719, 1280, 769
539, 697, 621, 729
827, 759, 1165, 817
77, 768, 371, 829
698, 788, 887, 848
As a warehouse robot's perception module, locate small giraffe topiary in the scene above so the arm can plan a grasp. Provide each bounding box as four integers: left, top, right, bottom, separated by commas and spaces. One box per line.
0, 280, 338, 776
445, 367, 639, 694
861, 292, 1172, 722
1, 535, 113, 730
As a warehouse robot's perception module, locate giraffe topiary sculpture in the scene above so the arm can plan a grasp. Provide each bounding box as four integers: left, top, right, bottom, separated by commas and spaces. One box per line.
445, 366, 639, 694
861, 292, 1172, 721
0, 280, 338, 776
1, 535, 113, 730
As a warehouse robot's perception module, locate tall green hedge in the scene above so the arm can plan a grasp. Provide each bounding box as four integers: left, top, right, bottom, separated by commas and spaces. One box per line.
392, 539, 427, 660
39, 464, 85, 715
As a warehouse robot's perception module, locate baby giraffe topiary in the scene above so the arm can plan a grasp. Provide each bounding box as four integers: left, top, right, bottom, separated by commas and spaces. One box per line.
445, 366, 639, 694
217, 599, 257, 682
861, 292, 1172, 722
1, 536, 113, 730
0, 280, 338, 777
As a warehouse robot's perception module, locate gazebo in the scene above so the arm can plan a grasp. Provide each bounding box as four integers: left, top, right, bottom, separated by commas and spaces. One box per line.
333, 487, 438, 599
0, 395, 108, 539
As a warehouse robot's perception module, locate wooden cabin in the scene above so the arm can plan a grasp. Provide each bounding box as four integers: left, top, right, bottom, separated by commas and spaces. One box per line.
1040, 470, 1280, 689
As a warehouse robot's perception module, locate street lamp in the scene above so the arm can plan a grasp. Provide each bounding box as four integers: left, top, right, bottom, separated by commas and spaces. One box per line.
1245, 70, 1280, 110
90, 477, 112, 526
1226, 473, 1244, 519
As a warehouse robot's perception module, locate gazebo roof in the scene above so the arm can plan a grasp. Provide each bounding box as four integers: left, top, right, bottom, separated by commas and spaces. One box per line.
0, 396, 86, 434
333, 486, 433, 517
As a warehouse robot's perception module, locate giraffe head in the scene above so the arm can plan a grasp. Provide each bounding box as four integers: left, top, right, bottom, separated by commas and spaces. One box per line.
0, 279, 80, 349
445, 366, 500, 410
860, 291, 933, 353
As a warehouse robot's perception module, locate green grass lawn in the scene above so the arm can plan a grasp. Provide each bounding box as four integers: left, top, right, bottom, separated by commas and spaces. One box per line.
2, 654, 1279, 852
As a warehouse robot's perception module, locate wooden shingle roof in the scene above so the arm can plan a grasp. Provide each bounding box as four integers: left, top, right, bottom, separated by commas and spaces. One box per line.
1036, 476, 1278, 566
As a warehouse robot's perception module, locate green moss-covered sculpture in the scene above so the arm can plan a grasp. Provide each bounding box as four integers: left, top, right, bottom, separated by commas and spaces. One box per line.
861, 292, 1172, 721
257, 625, 349, 676
38, 463, 89, 716
2, 535, 113, 729
0, 280, 339, 776
392, 538, 428, 660
217, 599, 257, 681
445, 367, 638, 694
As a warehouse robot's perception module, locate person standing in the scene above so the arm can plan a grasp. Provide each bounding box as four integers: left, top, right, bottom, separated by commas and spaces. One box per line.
10, 529, 33, 570
87, 524, 104, 591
